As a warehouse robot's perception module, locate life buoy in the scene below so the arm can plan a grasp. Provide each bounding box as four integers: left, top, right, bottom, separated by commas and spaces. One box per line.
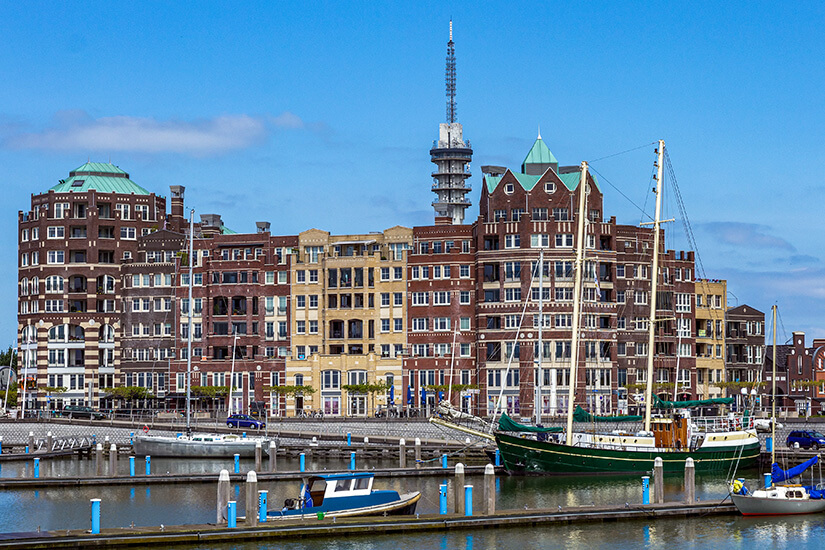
143, 425, 149, 434
734, 419, 742, 430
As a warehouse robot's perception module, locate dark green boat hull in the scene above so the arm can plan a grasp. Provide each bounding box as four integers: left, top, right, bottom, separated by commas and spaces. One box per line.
495, 432, 760, 474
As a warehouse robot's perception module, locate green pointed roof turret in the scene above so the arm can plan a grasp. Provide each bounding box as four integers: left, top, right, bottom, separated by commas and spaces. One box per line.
49, 162, 151, 195
521, 132, 558, 175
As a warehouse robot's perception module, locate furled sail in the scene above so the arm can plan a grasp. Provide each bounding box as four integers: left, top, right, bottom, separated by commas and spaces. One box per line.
771, 455, 819, 483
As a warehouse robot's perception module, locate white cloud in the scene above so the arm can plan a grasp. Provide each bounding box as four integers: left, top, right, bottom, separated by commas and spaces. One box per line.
4, 110, 313, 156
698, 221, 795, 251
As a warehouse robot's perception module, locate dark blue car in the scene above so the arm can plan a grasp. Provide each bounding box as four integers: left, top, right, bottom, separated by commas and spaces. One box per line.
786, 430, 825, 449
226, 414, 265, 429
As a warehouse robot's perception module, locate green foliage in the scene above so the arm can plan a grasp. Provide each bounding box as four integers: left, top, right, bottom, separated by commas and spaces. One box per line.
0, 346, 17, 369
342, 382, 388, 395
3, 382, 17, 405
41, 386, 68, 394
265, 385, 316, 396
190, 385, 228, 398
102, 386, 155, 401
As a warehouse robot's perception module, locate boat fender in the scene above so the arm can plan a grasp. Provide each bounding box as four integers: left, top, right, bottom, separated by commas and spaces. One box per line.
142, 425, 149, 434
732, 479, 748, 495
284, 498, 296, 509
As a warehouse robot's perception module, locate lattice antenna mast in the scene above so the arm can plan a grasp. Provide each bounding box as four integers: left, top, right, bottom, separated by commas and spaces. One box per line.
446, 20, 457, 124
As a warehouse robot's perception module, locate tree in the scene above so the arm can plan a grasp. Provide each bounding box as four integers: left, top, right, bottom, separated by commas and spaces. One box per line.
102, 386, 155, 408
342, 382, 388, 415
0, 347, 17, 371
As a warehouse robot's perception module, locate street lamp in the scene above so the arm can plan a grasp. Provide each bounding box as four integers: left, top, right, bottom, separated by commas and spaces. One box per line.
228, 329, 240, 416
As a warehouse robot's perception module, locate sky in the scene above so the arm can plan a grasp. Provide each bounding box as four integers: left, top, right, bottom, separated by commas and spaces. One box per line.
1, 1, 823, 345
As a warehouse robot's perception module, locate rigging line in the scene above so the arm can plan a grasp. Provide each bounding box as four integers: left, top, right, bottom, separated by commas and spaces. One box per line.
587, 141, 658, 164
664, 149, 707, 280
587, 165, 653, 221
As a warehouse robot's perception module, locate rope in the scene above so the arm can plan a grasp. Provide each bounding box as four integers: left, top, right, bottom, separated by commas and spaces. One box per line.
588, 165, 653, 221
587, 141, 658, 163
664, 149, 706, 280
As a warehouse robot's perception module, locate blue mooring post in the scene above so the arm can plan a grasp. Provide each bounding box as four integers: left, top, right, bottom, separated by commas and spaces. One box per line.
92, 434, 96, 445
0, 436, 4, 454
442, 454, 448, 469
234, 454, 240, 474
764, 473, 772, 489
242, 432, 247, 439
129, 456, 135, 477
350, 452, 356, 471
227, 501, 237, 528
130, 432, 134, 445
91, 499, 101, 534
766, 436, 773, 453
25, 446, 29, 454
300, 452, 306, 472
439, 484, 448, 515
259, 490, 268, 523
145, 455, 151, 476
495, 449, 501, 467
347, 432, 352, 446
34, 458, 40, 478
642, 476, 650, 505
464, 485, 473, 516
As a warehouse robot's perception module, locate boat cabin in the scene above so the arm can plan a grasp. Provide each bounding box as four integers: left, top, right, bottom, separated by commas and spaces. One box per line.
285, 473, 374, 510
651, 415, 689, 449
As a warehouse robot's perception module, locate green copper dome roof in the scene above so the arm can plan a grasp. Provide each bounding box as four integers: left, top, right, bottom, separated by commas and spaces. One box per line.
522, 137, 558, 167
49, 162, 151, 195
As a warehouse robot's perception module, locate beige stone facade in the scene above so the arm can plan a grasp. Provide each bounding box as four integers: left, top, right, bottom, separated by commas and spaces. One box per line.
694, 279, 726, 398
284, 227, 412, 416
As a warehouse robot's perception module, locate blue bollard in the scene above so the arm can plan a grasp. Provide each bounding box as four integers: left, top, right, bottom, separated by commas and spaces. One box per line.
495, 449, 501, 467
464, 485, 473, 516
259, 490, 268, 523
766, 436, 773, 453
228, 501, 237, 528
442, 454, 448, 469
34, 458, 40, 478
145, 455, 151, 476
764, 473, 772, 489
242, 432, 247, 439
130, 432, 134, 445
25, 446, 29, 454
129, 456, 135, 477
642, 476, 650, 504
439, 484, 448, 514
350, 452, 356, 471
92, 435, 96, 445
347, 432, 352, 446
0, 436, 4, 454
91, 499, 101, 534
300, 453, 305, 472
234, 454, 240, 474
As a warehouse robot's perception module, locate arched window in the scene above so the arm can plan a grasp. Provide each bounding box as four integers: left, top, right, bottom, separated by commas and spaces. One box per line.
96, 275, 115, 294
48, 325, 66, 342
99, 324, 115, 343
68, 324, 85, 342
45, 275, 64, 293
30, 276, 38, 295
20, 277, 28, 296
22, 325, 37, 344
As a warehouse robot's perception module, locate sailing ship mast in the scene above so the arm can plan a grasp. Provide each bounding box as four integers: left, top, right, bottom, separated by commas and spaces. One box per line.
565, 162, 589, 445
642, 140, 665, 433
770, 304, 777, 474
185, 210, 194, 436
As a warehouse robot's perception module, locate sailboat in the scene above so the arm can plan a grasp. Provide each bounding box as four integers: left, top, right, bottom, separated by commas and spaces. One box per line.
134, 210, 269, 458
730, 305, 825, 515
492, 140, 760, 474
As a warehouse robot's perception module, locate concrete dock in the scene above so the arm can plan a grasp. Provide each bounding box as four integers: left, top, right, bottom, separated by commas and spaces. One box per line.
0, 501, 738, 549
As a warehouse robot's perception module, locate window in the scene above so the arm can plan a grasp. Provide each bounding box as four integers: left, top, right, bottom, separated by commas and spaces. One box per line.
511, 208, 525, 221
47, 250, 65, 264
617, 290, 626, 303
433, 291, 450, 305
459, 265, 470, 278
381, 318, 390, 332
554, 287, 573, 301
532, 207, 548, 221
411, 292, 429, 306
394, 318, 403, 332
552, 207, 569, 221
393, 267, 403, 280
322, 370, 341, 390
675, 293, 691, 313
120, 227, 136, 239
555, 234, 573, 248
460, 317, 470, 330
47, 226, 65, 239
412, 318, 428, 331
634, 290, 648, 305
394, 292, 403, 306
459, 290, 471, 304
380, 267, 390, 281
494, 209, 507, 221
504, 183, 514, 194
531, 234, 549, 248
504, 234, 520, 249
504, 287, 521, 302
616, 265, 625, 278
433, 317, 450, 331
544, 182, 556, 194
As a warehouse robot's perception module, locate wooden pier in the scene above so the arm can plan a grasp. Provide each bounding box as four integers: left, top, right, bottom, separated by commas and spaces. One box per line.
0, 501, 738, 549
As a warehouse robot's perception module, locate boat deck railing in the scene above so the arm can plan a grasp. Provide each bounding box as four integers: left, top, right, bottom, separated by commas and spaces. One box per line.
692, 415, 754, 433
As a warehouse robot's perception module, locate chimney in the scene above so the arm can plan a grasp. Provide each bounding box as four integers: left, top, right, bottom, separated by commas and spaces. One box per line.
256, 221, 271, 234
170, 186, 185, 220
200, 214, 222, 238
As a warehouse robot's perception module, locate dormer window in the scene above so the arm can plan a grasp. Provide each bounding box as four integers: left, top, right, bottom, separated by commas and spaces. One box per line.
545, 182, 556, 194
71, 179, 84, 187
504, 183, 514, 194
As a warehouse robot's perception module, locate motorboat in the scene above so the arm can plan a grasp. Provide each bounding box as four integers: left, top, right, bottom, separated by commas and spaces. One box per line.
268, 472, 420, 519
133, 432, 268, 457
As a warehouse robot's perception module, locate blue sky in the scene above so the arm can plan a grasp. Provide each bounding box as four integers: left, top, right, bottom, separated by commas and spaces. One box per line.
1, 1, 823, 344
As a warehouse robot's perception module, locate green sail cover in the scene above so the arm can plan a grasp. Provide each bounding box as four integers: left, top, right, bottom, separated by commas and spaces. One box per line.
573, 405, 643, 423
651, 395, 733, 409
498, 413, 563, 433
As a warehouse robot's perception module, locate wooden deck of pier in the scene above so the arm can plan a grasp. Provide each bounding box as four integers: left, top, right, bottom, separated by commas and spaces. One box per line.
0, 501, 738, 549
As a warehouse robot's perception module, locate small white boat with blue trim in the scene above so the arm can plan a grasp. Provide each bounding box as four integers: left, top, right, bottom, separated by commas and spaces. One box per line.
269, 472, 421, 519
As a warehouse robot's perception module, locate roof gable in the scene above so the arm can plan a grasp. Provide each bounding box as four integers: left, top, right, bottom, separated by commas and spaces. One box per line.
522, 137, 558, 167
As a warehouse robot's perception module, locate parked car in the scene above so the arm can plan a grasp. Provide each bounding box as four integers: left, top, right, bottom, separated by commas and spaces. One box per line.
226, 414, 265, 429
786, 430, 825, 449
61, 405, 105, 420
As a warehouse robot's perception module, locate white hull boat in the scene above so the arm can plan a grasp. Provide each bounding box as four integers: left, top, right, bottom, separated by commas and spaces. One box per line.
731, 484, 825, 516
133, 433, 268, 457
